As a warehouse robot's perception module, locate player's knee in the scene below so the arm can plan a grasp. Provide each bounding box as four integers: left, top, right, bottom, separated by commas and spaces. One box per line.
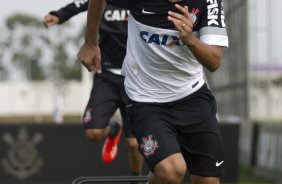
85, 129, 103, 142
156, 166, 186, 184
125, 138, 139, 150
154, 157, 186, 184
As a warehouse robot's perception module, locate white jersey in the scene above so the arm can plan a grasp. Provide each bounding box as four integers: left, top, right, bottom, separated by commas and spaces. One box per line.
122, 0, 229, 103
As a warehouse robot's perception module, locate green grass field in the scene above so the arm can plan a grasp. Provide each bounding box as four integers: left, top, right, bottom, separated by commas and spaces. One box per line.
238, 166, 276, 184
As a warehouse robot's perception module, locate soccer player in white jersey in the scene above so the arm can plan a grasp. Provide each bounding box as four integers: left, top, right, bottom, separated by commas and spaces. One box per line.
77, 0, 229, 184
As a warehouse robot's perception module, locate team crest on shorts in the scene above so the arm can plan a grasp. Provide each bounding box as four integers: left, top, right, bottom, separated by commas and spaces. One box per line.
83, 108, 92, 123
140, 134, 159, 157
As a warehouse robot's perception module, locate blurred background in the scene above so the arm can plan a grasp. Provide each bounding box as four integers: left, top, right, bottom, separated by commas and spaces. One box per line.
0, 0, 281, 184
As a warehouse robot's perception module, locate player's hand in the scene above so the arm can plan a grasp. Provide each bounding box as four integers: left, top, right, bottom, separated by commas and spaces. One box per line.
77, 43, 102, 73
43, 14, 60, 28
167, 4, 194, 45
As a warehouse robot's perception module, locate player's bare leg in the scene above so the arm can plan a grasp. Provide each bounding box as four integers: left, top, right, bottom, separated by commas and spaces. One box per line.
147, 153, 186, 184
125, 138, 143, 173
85, 127, 110, 142
125, 138, 144, 184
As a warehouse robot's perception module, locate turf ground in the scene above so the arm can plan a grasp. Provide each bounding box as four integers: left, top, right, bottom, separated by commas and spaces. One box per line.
238, 166, 276, 184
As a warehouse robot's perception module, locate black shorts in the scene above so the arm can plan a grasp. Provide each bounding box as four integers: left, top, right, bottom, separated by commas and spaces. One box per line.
126, 84, 224, 176
82, 70, 133, 138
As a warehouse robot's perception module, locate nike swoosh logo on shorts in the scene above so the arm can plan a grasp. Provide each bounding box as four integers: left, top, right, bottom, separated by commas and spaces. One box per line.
215, 160, 224, 167
142, 9, 156, 14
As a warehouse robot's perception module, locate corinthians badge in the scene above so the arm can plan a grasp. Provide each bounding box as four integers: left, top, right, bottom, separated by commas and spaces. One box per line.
2, 127, 44, 180
140, 134, 159, 158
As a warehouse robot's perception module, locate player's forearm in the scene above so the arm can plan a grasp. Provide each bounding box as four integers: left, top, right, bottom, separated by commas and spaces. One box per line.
186, 36, 223, 72
84, 0, 106, 46
50, 1, 88, 24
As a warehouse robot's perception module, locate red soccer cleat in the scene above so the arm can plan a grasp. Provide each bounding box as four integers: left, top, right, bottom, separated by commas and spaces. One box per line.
102, 123, 122, 163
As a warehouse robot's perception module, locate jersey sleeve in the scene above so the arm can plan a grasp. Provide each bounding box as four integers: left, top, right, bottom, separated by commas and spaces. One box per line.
198, 0, 228, 47
49, 0, 88, 24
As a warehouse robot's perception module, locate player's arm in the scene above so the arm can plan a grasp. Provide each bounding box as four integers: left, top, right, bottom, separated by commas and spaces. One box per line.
43, 0, 89, 28
77, 0, 106, 72
168, 4, 225, 72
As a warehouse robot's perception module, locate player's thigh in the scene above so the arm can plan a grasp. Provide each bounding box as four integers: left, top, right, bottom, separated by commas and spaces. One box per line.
119, 101, 134, 138
83, 76, 120, 129
177, 116, 224, 177
128, 103, 181, 171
